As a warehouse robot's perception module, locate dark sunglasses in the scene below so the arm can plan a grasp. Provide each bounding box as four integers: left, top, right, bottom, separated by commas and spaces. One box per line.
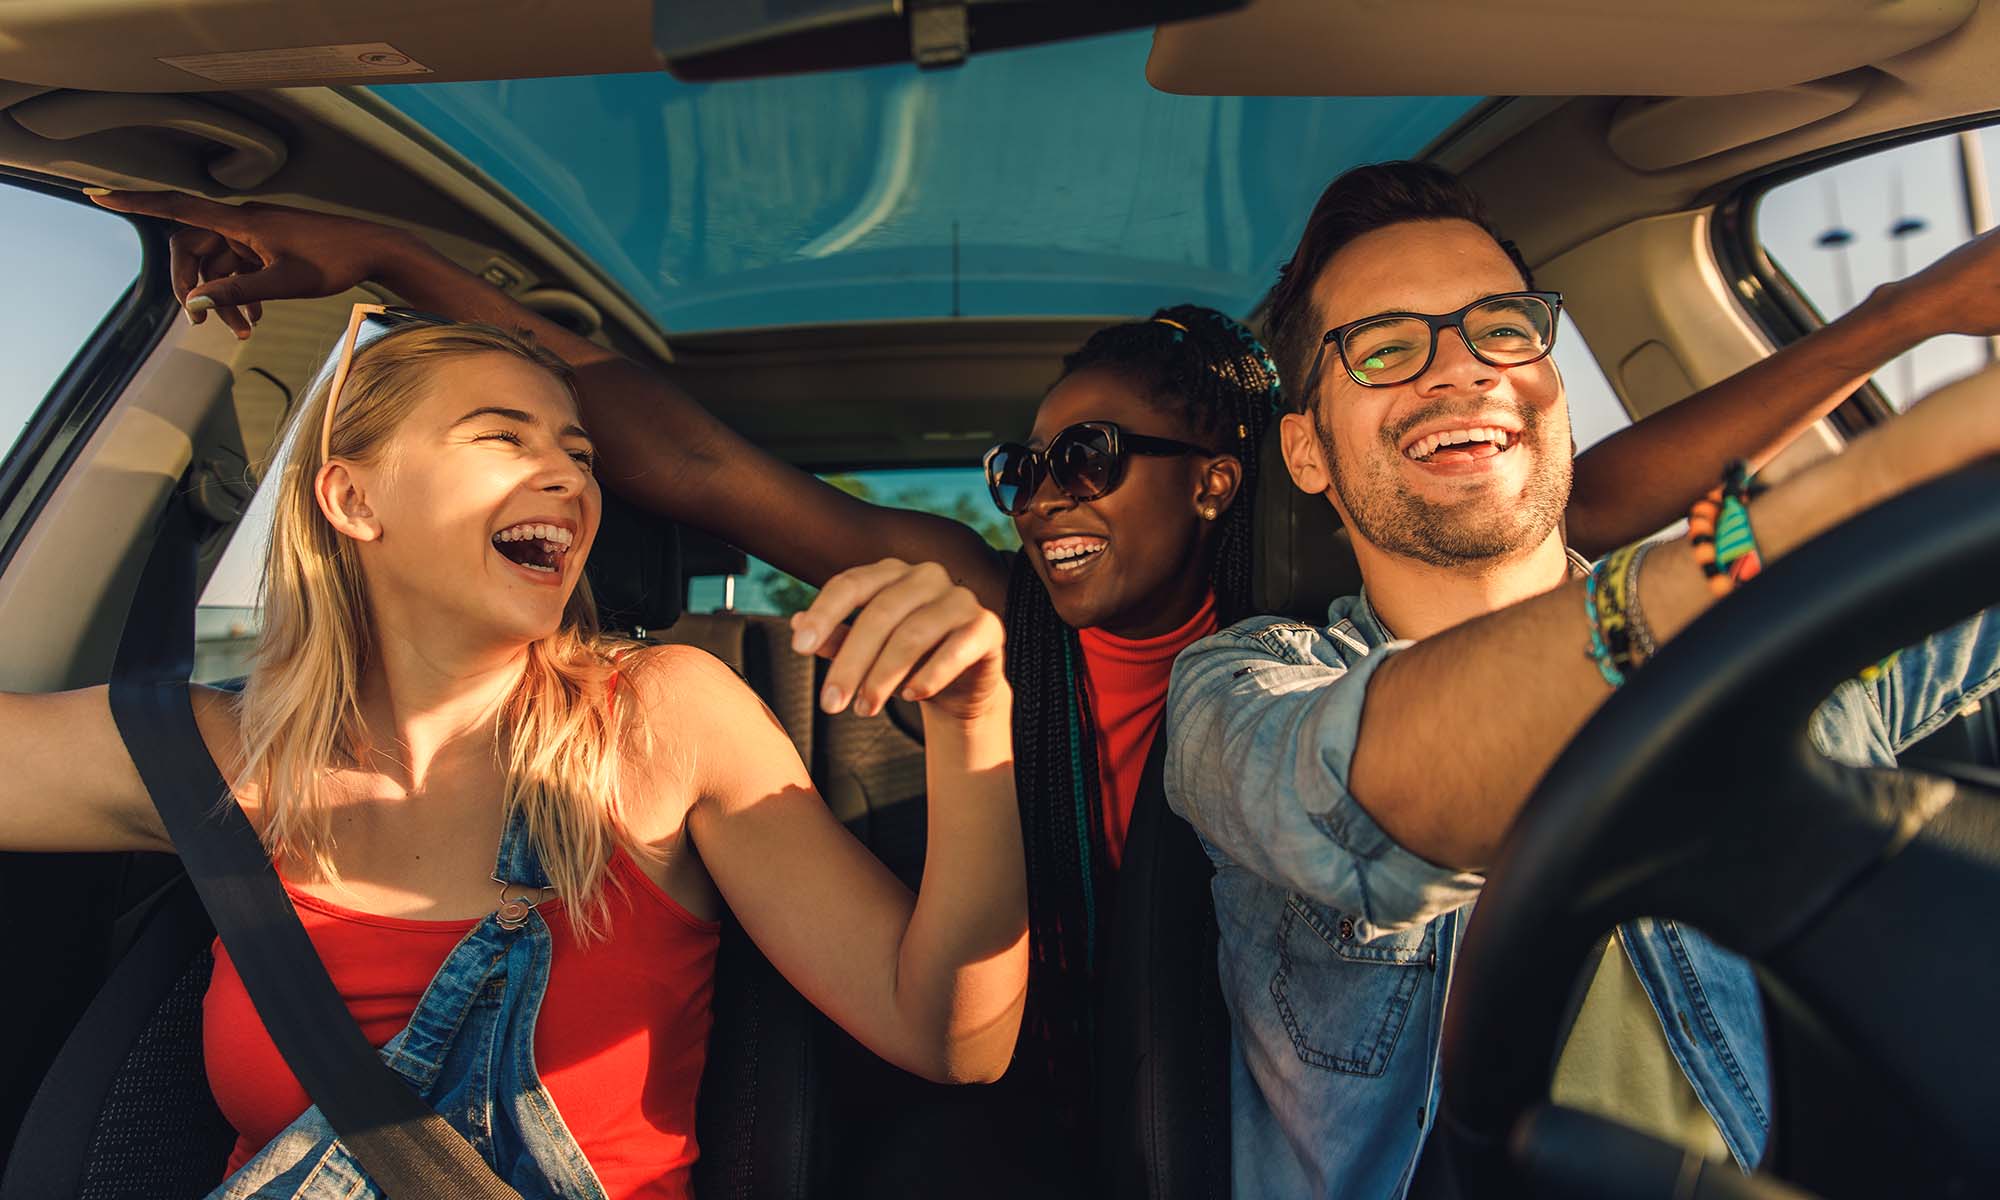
1300, 290, 1563, 399
983, 421, 1212, 516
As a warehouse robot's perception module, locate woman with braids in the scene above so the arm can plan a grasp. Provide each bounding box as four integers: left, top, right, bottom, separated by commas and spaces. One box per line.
988, 306, 1277, 1168
92, 186, 1929, 1190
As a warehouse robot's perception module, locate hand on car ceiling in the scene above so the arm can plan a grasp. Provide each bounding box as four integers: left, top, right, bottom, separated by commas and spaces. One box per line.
86, 190, 405, 340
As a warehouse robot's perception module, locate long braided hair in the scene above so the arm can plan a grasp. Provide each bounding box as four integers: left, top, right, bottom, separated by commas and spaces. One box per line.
1003, 303, 1281, 1121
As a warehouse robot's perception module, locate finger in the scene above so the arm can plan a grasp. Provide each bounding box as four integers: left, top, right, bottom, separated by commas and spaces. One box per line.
789, 558, 910, 655
167, 227, 226, 310
819, 575, 937, 713
85, 189, 254, 239
852, 593, 978, 715
187, 261, 319, 321
224, 239, 267, 325
197, 246, 266, 337
900, 618, 1004, 703
198, 255, 254, 339
199, 246, 255, 282
818, 566, 953, 713
810, 623, 851, 661
208, 303, 252, 339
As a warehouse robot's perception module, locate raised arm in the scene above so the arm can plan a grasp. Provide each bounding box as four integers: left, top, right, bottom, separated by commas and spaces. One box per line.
1354, 365, 2000, 869
0, 685, 247, 854
85, 191, 1010, 610
1566, 226, 2000, 557
658, 559, 1024, 1083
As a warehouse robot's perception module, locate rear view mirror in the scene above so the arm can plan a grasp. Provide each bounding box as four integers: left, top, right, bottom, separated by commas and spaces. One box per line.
655, 0, 1247, 80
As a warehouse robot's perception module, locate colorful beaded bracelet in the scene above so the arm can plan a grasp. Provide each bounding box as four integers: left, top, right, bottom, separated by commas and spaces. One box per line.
1689, 459, 1768, 597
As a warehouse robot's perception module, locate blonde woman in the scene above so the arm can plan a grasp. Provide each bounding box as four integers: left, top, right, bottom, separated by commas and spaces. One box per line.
0, 312, 1025, 1199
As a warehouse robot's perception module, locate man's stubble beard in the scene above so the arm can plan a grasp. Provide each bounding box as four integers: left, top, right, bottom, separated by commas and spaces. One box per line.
1316, 401, 1573, 571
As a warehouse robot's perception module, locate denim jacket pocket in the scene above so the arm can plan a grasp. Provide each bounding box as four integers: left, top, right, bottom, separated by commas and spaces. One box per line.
1269, 892, 1438, 1077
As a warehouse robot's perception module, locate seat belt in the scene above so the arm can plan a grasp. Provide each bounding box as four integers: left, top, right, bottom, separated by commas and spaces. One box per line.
1099, 733, 1230, 1199
105, 497, 523, 1200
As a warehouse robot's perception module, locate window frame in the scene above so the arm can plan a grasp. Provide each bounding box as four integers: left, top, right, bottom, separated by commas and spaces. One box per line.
0, 171, 175, 577
1712, 109, 2000, 438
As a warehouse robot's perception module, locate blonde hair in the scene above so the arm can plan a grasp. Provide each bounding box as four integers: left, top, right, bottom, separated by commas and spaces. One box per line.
236, 321, 643, 940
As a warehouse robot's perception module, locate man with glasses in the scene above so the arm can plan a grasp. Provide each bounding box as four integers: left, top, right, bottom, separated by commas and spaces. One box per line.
1163, 161, 2000, 1197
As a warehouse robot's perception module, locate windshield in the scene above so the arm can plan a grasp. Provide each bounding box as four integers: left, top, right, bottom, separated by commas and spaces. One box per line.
372, 34, 1480, 332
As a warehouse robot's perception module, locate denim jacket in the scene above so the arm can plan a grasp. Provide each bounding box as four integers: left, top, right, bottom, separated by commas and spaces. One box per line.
1164, 587, 2000, 1200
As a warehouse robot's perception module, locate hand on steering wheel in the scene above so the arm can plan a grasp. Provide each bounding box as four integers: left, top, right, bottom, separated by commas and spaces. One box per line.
1429, 459, 2000, 1200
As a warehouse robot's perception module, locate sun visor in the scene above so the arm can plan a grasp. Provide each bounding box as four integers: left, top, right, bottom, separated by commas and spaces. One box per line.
1147, 0, 1976, 98
1606, 82, 1869, 171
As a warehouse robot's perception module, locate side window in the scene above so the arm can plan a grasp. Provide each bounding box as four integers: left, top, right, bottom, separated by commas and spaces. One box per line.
686, 468, 1019, 616
0, 186, 143, 466
1757, 127, 1999, 411
195, 466, 281, 682
1554, 318, 1631, 455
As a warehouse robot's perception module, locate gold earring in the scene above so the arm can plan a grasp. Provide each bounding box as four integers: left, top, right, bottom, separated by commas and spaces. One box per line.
1201, 506, 1218, 520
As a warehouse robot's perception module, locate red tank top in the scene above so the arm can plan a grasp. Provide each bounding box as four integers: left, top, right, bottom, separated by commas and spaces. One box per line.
1076, 592, 1219, 869
203, 850, 720, 1199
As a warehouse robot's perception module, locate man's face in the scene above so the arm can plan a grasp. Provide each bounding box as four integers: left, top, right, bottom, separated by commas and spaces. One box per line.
1281, 218, 1572, 570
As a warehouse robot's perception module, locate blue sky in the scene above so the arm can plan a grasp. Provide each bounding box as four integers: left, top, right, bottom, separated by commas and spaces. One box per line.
0, 189, 141, 461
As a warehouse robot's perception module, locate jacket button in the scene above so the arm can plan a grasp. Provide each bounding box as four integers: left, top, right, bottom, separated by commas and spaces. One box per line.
1338, 917, 1356, 940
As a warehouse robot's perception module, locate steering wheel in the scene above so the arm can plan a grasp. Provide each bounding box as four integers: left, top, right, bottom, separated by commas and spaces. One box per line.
1426, 458, 2000, 1200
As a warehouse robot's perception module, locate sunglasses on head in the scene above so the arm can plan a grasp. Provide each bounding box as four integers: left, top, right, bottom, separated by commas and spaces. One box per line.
983, 421, 1212, 516
317, 303, 452, 463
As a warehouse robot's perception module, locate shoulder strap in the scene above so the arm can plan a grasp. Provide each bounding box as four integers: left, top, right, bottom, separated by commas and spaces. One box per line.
107, 499, 522, 1200
1098, 732, 1230, 1198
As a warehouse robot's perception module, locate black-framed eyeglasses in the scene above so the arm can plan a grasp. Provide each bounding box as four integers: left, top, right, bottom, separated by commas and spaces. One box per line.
983, 421, 1212, 516
1300, 290, 1563, 397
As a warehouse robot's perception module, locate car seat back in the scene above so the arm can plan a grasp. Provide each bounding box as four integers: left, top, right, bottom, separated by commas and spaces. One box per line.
1252, 419, 1362, 623
656, 609, 939, 1195
1097, 738, 1231, 1199
0, 878, 233, 1200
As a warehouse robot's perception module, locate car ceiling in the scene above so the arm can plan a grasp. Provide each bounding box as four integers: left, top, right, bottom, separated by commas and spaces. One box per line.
3, 0, 2000, 470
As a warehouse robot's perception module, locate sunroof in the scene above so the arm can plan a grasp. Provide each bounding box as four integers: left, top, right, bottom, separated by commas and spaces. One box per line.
373, 34, 1480, 333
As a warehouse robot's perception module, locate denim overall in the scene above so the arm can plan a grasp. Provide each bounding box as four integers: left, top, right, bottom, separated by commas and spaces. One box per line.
212, 804, 609, 1200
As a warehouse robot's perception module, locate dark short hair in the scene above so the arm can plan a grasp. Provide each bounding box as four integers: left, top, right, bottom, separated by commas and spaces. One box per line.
1259, 161, 1532, 410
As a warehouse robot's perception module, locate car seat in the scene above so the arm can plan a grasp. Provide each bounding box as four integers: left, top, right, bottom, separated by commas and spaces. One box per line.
0, 876, 233, 1199
1251, 420, 1362, 623
600, 506, 1006, 1196
652, 530, 941, 1195
593, 495, 836, 1199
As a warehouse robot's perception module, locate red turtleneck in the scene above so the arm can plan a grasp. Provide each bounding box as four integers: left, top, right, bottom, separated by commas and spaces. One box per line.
1076, 592, 1219, 869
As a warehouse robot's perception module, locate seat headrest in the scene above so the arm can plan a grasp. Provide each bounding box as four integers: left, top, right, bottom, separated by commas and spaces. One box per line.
1250, 419, 1363, 624
586, 488, 682, 637
679, 526, 750, 580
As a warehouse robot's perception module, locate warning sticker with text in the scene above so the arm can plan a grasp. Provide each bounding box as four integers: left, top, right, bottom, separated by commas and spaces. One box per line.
159, 43, 433, 85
